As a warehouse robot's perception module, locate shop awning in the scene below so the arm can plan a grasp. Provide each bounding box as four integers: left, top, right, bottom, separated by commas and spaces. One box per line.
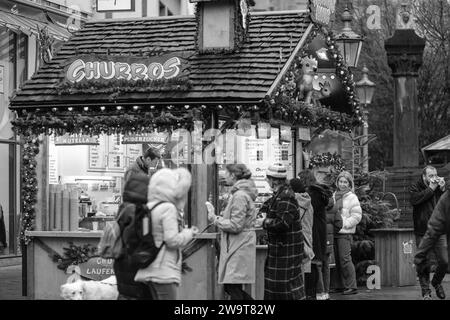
422, 135, 450, 153
9, 11, 312, 108
0, 9, 71, 41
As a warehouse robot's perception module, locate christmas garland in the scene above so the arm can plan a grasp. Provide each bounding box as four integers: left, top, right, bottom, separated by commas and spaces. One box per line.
20, 136, 40, 245
309, 152, 345, 172
269, 22, 363, 132
12, 107, 205, 138
51, 242, 98, 271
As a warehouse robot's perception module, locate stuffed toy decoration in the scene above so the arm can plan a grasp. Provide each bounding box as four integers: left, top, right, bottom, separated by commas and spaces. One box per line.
296, 55, 318, 104
311, 80, 332, 107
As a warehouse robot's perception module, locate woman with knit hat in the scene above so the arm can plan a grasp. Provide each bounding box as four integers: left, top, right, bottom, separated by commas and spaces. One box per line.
332, 171, 362, 295
257, 163, 305, 300
205, 164, 258, 300
134, 167, 199, 300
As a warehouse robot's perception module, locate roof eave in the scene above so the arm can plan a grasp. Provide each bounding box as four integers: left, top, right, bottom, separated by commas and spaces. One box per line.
265, 23, 314, 99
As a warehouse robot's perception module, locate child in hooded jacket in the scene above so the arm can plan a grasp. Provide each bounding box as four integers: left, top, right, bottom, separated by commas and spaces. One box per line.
134, 168, 199, 300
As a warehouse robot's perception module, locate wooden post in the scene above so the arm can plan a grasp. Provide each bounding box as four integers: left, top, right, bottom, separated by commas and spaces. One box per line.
35, 136, 49, 231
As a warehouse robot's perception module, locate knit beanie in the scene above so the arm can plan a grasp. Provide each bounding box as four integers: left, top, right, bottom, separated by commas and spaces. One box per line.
266, 163, 287, 179
336, 170, 354, 190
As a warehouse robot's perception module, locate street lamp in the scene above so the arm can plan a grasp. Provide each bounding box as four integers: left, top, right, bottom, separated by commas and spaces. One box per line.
356, 65, 376, 104
355, 65, 376, 172
335, 6, 363, 68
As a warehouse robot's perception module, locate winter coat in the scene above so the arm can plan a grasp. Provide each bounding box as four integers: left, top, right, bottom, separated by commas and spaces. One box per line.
113, 172, 152, 299
333, 191, 362, 234
414, 184, 450, 267
0, 205, 6, 248
215, 179, 258, 284
326, 198, 343, 254
409, 178, 444, 236
124, 156, 149, 184
261, 183, 305, 300
294, 192, 314, 273
307, 184, 331, 262
134, 168, 194, 285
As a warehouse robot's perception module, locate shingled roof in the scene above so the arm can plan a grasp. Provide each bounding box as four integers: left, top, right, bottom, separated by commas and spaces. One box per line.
10, 11, 312, 109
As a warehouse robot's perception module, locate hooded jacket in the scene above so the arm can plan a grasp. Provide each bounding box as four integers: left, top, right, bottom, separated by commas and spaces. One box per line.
409, 177, 444, 236
113, 172, 151, 299
134, 168, 194, 285
334, 172, 362, 235
294, 192, 314, 272
307, 184, 331, 262
215, 179, 258, 284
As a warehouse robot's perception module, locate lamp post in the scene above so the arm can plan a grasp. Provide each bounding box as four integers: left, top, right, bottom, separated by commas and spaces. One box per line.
335, 6, 364, 68
355, 65, 376, 172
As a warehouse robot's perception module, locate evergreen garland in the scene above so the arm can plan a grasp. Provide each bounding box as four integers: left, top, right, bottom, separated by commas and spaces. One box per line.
309, 152, 345, 172
51, 242, 98, 271
20, 136, 40, 245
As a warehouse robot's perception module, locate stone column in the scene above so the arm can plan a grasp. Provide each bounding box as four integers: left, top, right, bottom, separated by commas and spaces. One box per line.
385, 29, 425, 168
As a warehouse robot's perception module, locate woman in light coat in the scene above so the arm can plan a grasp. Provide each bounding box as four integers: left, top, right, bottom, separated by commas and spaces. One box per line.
332, 171, 362, 295
134, 168, 199, 300
206, 164, 257, 300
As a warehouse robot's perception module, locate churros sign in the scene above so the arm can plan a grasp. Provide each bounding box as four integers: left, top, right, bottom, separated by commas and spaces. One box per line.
64, 54, 187, 84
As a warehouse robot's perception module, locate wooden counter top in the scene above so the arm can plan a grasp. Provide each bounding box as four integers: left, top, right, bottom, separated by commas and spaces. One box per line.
25, 230, 220, 240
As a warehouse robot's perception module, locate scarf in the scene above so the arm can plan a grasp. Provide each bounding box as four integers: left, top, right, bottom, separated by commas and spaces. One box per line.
334, 189, 350, 213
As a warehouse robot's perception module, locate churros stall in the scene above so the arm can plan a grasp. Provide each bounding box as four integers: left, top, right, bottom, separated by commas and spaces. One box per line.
9, 0, 361, 299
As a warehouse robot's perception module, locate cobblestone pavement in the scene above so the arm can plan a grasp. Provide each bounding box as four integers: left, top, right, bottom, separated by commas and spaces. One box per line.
2, 264, 450, 300
0, 265, 28, 300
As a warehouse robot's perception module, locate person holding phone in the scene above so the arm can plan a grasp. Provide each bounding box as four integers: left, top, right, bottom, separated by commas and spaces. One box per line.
205, 164, 258, 300
410, 165, 447, 300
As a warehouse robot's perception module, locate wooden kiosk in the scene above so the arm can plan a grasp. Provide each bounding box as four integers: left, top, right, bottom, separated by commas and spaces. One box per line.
10, 0, 362, 299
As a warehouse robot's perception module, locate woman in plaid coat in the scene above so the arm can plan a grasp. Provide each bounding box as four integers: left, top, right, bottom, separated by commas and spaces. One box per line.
257, 164, 305, 300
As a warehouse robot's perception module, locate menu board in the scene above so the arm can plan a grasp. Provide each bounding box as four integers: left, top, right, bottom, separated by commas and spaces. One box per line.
48, 135, 59, 184
236, 126, 294, 196
89, 135, 107, 169
106, 135, 125, 170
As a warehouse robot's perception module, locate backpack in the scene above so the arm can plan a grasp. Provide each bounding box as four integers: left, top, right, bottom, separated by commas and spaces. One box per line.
98, 219, 123, 259
119, 201, 166, 269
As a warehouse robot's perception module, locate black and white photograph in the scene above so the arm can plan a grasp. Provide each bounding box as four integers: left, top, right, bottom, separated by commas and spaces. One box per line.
0, 0, 450, 309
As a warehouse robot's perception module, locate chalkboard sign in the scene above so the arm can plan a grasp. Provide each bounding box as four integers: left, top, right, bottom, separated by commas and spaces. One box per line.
78, 257, 115, 281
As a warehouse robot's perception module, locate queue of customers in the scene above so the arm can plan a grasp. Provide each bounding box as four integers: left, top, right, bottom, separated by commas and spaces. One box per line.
114, 148, 362, 300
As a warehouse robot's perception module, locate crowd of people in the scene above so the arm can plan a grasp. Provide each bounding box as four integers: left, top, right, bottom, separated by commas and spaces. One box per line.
113, 147, 364, 300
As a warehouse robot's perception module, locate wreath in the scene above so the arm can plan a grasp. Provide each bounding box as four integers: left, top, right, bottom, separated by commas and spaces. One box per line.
309, 152, 345, 172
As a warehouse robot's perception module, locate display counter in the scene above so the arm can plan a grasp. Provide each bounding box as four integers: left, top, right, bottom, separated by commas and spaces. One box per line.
25, 230, 220, 300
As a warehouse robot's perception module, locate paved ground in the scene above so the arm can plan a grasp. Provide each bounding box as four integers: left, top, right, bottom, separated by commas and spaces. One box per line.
0, 265, 29, 300
2, 264, 450, 300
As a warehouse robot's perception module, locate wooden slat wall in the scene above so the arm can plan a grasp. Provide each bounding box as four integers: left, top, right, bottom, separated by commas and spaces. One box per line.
382, 166, 450, 228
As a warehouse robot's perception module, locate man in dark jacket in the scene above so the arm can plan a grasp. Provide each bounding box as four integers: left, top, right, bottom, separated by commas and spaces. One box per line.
258, 163, 305, 300
124, 147, 161, 184
114, 172, 157, 300
409, 166, 447, 300
297, 169, 332, 299
414, 182, 450, 300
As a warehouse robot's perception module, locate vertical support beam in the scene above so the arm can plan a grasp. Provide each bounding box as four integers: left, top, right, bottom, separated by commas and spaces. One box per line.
34, 136, 49, 231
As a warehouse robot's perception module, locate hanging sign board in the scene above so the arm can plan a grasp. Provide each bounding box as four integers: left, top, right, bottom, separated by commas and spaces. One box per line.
64, 53, 189, 84
122, 132, 169, 144
279, 125, 292, 143
308, 0, 336, 26
298, 127, 311, 141
55, 134, 99, 145
78, 257, 115, 281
